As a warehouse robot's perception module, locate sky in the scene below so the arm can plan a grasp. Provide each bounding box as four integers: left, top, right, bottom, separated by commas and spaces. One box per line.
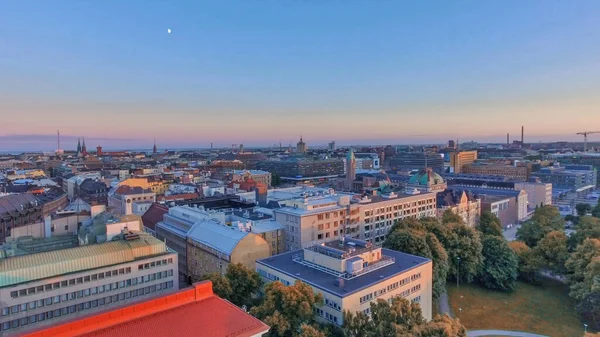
2, 1, 600, 151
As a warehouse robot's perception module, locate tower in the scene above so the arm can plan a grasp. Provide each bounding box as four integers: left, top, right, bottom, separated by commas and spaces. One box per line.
153, 139, 158, 154
81, 137, 87, 156
346, 148, 356, 191
521, 126, 524, 144
97, 145, 103, 156
507, 133, 510, 145
296, 136, 307, 154
77, 138, 82, 153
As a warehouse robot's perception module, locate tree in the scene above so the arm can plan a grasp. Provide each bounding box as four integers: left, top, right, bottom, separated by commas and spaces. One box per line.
445, 223, 484, 284
509, 241, 543, 284
480, 236, 519, 291
343, 297, 466, 337
225, 263, 263, 308
516, 205, 564, 247
442, 210, 464, 226
477, 211, 503, 237
251, 281, 323, 337
299, 324, 326, 337
415, 314, 468, 337
577, 291, 600, 330
592, 199, 600, 218
569, 216, 600, 249
201, 272, 232, 299
565, 238, 600, 301
534, 231, 570, 275
577, 203, 593, 217
271, 173, 282, 187
384, 229, 449, 298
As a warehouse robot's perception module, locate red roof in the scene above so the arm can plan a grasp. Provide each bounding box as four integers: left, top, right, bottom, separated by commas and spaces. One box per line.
140, 203, 168, 230
23, 281, 269, 337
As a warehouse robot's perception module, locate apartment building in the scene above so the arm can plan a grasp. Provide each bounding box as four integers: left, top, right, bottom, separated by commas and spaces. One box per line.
0, 233, 178, 336
256, 238, 432, 326
436, 190, 481, 227
232, 170, 272, 187
273, 190, 437, 250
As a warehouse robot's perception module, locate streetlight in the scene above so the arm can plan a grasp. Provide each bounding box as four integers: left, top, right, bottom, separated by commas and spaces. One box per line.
584, 323, 588, 333
456, 257, 461, 288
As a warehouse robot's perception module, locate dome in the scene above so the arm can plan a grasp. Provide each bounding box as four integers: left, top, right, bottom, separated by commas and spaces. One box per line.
408, 169, 444, 185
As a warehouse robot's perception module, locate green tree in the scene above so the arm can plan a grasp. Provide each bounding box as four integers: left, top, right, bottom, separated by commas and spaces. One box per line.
508, 241, 543, 284
442, 210, 464, 225
201, 272, 233, 299
384, 229, 449, 298
271, 173, 282, 186
415, 314, 468, 337
251, 281, 323, 337
299, 324, 326, 337
480, 236, 519, 291
477, 211, 504, 237
577, 203, 593, 217
592, 199, 600, 218
344, 297, 466, 337
445, 223, 484, 284
577, 291, 600, 330
225, 263, 263, 308
516, 205, 564, 247
569, 216, 600, 249
565, 238, 600, 301
534, 231, 570, 275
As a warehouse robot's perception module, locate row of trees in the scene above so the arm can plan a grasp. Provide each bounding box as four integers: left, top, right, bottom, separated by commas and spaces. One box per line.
512, 203, 600, 329
384, 209, 519, 294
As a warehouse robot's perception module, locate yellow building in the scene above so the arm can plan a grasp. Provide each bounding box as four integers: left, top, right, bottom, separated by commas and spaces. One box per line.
462, 163, 530, 181
118, 177, 169, 195
450, 151, 478, 174
186, 219, 271, 279
256, 238, 433, 326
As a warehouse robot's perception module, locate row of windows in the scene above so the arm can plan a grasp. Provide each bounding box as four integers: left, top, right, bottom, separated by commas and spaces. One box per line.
10, 267, 133, 299
313, 307, 339, 324
138, 258, 174, 271
0, 281, 174, 332
2, 270, 174, 317
360, 273, 423, 304
257, 269, 291, 286
324, 298, 341, 311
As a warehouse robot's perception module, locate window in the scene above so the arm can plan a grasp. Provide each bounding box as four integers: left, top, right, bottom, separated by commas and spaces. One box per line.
10, 291, 18, 298
20, 289, 27, 296
317, 234, 323, 240
64, 225, 69, 231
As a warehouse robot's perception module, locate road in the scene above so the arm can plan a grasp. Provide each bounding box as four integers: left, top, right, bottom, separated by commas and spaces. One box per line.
467, 330, 549, 337
503, 226, 575, 242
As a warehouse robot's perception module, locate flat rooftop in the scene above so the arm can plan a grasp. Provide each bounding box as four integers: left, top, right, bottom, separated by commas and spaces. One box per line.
257, 248, 430, 297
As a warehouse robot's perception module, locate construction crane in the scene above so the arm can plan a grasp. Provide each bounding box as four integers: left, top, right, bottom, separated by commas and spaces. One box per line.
576, 131, 600, 152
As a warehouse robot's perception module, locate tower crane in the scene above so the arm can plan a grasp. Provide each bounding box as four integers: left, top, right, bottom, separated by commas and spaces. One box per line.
576, 131, 600, 152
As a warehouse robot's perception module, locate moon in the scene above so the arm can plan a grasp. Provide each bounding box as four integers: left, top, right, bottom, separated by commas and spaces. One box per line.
167, 28, 172, 34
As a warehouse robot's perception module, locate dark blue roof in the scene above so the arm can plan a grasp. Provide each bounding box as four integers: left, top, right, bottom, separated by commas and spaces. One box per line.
256, 248, 431, 297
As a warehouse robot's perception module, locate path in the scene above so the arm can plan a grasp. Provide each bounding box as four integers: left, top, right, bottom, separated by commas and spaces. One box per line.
437, 291, 453, 317
467, 330, 549, 337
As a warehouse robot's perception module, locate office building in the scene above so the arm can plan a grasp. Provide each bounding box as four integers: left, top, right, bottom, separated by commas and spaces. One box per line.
514, 181, 552, 208
0, 233, 178, 336
532, 165, 597, 190
21, 281, 269, 337
256, 239, 433, 326
461, 163, 530, 181
186, 219, 271, 280
256, 158, 344, 179
448, 187, 527, 226
386, 152, 445, 173
449, 151, 477, 174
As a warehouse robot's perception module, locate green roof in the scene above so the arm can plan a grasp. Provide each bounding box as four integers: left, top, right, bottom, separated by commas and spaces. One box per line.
0, 235, 168, 288
408, 170, 444, 185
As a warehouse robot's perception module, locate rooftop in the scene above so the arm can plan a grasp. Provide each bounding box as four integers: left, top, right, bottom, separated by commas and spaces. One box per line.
22, 281, 269, 337
257, 248, 430, 297
187, 220, 249, 256
0, 234, 169, 288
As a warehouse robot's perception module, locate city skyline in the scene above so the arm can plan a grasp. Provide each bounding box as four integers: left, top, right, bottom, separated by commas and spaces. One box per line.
2, 1, 600, 151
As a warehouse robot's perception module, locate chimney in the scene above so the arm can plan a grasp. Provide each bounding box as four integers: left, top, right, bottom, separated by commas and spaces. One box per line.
507, 133, 509, 145
521, 126, 524, 144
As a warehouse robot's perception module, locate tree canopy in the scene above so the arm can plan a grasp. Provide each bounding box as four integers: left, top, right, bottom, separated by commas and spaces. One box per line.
441, 210, 464, 226
343, 297, 466, 337
576, 203, 593, 217
298, 324, 326, 337
569, 216, 600, 249
565, 238, 600, 301
477, 211, 504, 238
480, 235, 519, 291
384, 228, 449, 298
226, 263, 263, 308
592, 199, 600, 218
509, 241, 543, 284
201, 272, 233, 299
444, 223, 484, 283
535, 231, 570, 275
251, 281, 323, 337
516, 205, 564, 247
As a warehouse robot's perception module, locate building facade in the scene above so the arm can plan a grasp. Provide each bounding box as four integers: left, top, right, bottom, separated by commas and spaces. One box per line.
386, 152, 445, 174
436, 190, 481, 227
232, 170, 272, 188
0, 234, 178, 336
256, 239, 433, 326
449, 151, 477, 174
462, 163, 530, 181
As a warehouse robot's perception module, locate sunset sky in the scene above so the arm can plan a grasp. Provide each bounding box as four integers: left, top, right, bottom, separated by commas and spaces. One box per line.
2, 1, 600, 151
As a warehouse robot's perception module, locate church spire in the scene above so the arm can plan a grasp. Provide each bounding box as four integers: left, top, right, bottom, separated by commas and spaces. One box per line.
153, 138, 157, 154
77, 138, 81, 153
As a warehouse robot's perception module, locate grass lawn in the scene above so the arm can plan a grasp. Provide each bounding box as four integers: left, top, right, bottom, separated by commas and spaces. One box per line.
447, 279, 593, 337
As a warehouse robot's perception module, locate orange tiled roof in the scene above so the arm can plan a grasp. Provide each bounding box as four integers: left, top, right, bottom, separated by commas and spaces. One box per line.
23, 281, 269, 337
